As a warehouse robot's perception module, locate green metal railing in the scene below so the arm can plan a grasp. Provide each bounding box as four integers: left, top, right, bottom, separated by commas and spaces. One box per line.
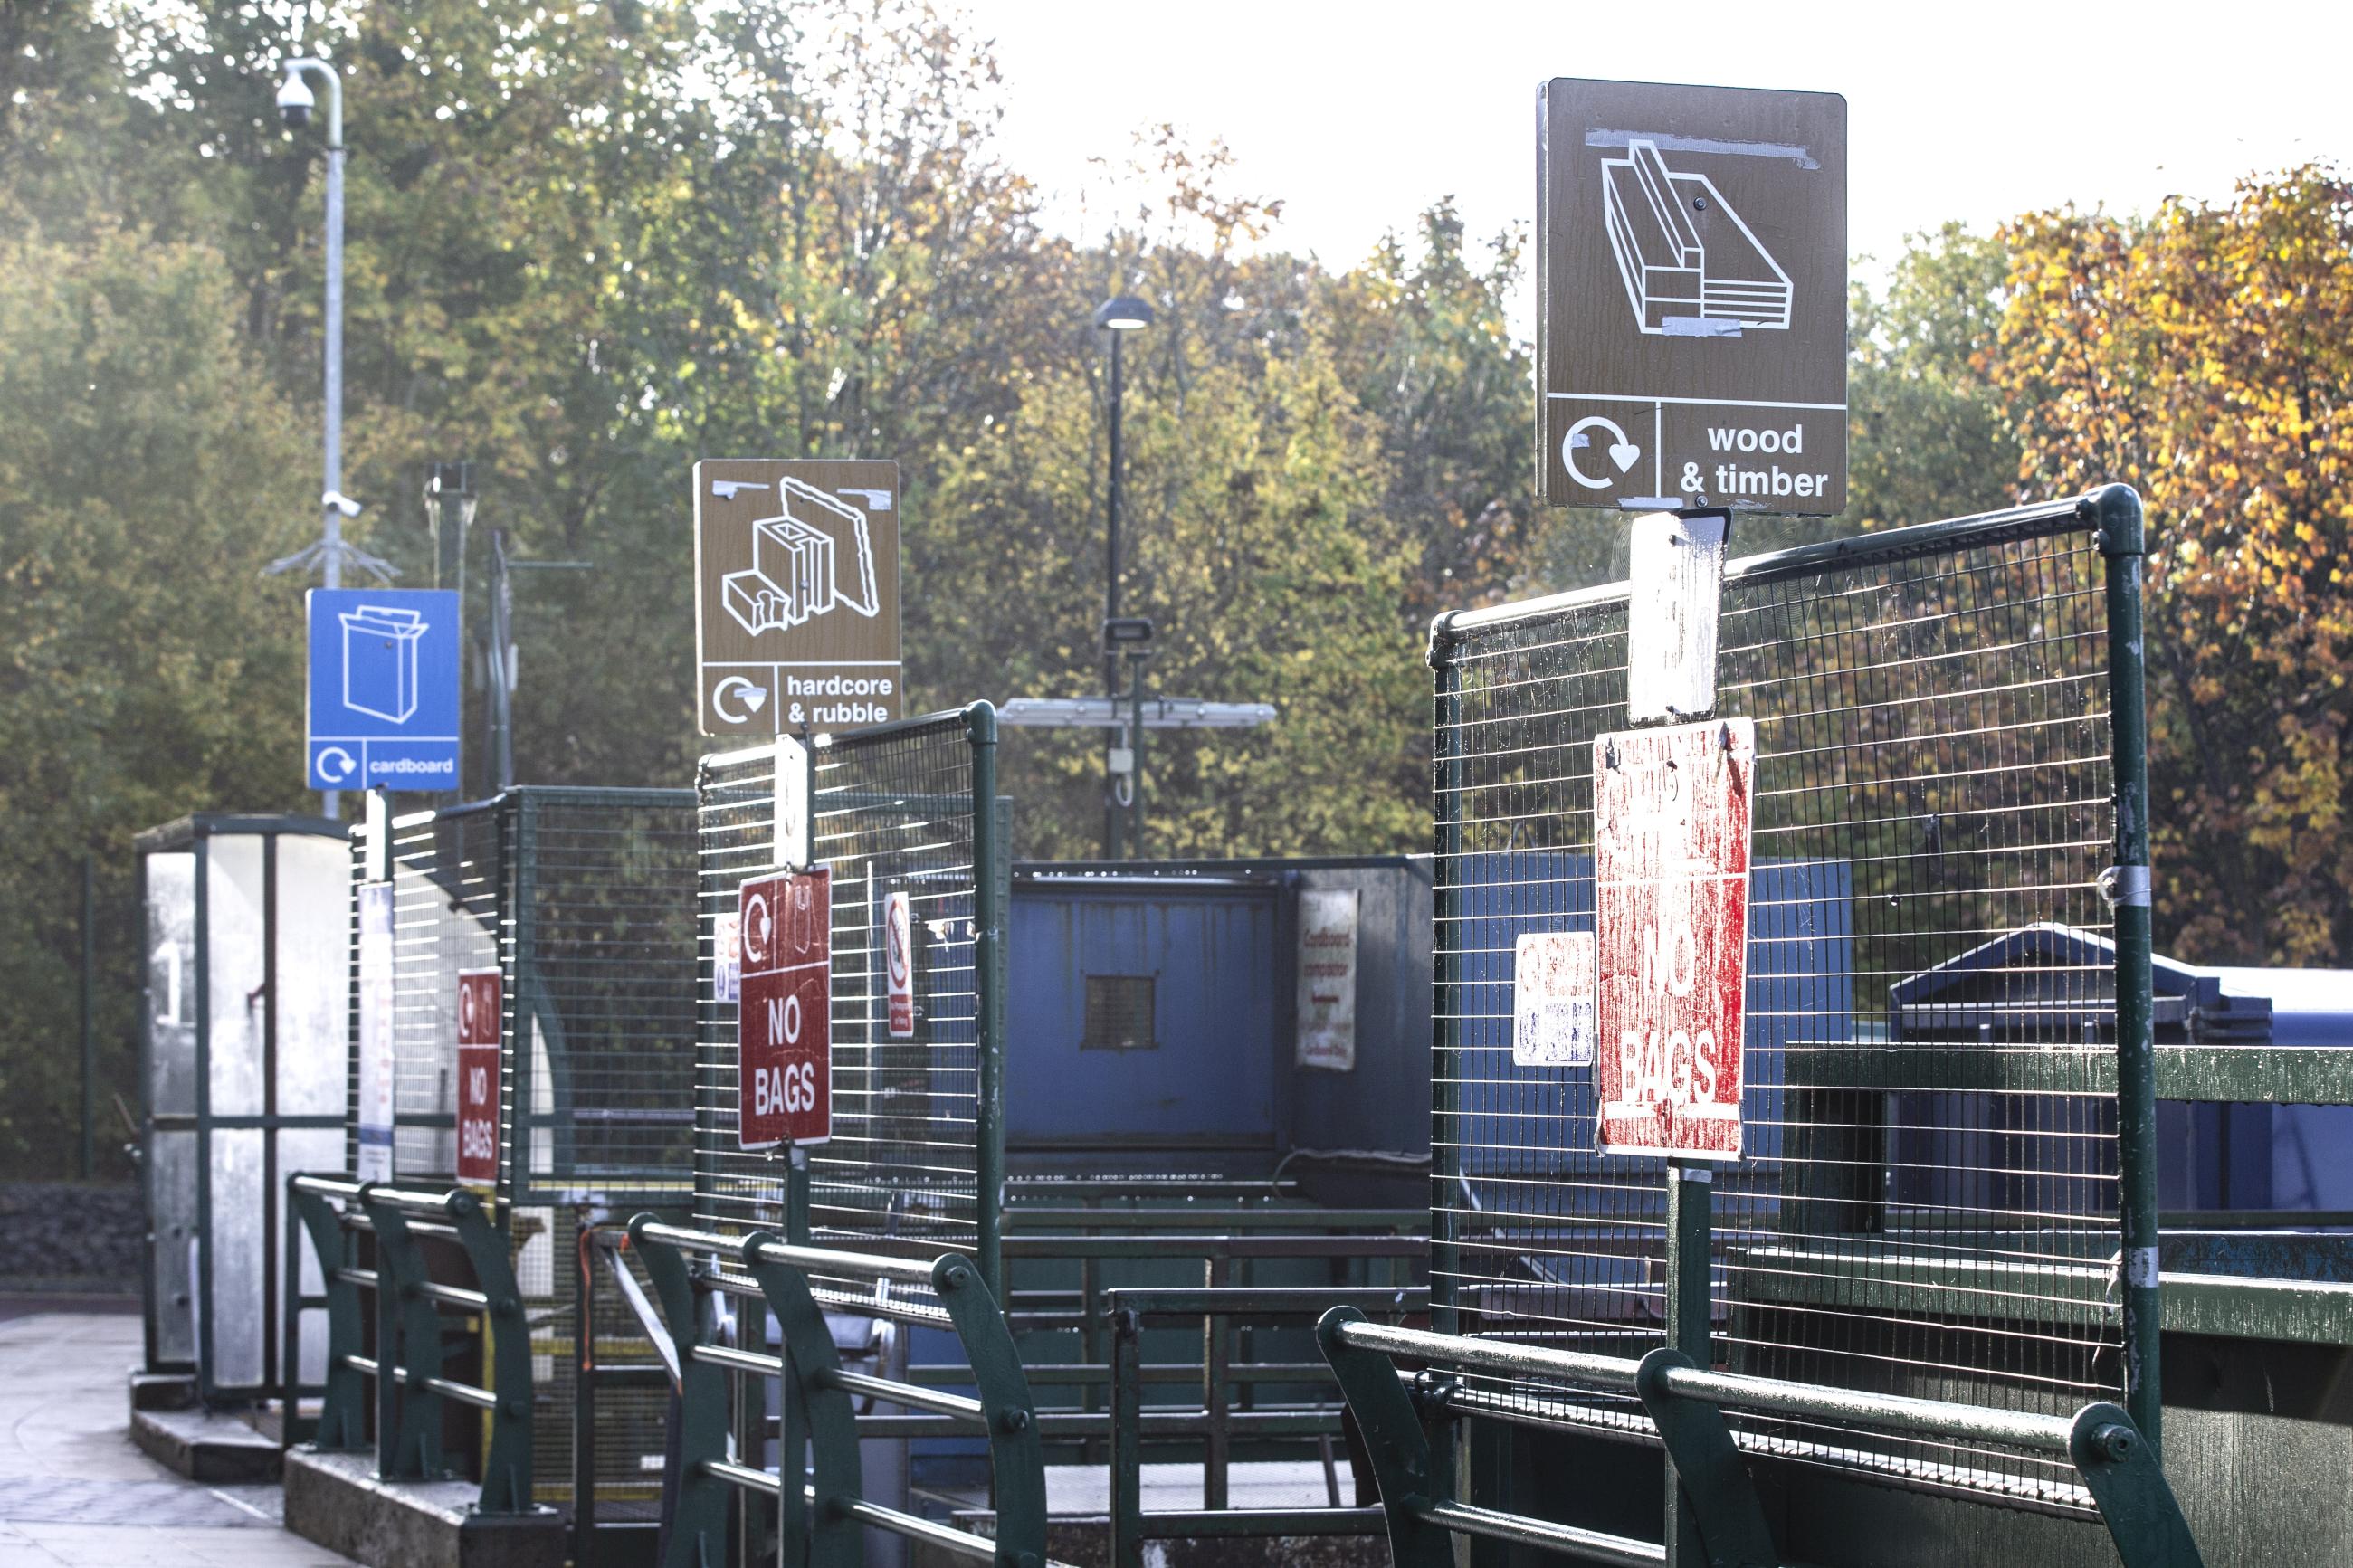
281, 1172, 538, 1513
1104, 1285, 1423, 1568
1424, 489, 2170, 1524
1319, 1309, 2203, 1568
629, 1217, 1045, 1568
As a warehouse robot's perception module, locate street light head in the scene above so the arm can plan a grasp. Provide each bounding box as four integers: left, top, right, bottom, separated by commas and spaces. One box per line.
275, 66, 315, 129
1093, 295, 1155, 332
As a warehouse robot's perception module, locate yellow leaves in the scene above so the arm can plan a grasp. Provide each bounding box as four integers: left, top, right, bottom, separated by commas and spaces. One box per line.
1991, 169, 2353, 955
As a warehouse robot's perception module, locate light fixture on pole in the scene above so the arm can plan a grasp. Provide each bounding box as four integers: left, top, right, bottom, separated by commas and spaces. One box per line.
1091, 292, 1154, 857
264, 52, 391, 818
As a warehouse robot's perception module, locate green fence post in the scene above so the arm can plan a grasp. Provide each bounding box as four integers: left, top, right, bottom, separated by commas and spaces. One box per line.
1425, 621, 1462, 1340
1664, 1164, 1714, 1566
630, 1216, 730, 1568
2095, 483, 2163, 1454
1109, 1306, 1144, 1568
968, 701, 1007, 1301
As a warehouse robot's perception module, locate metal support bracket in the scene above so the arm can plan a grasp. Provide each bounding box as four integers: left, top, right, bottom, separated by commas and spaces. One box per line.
1317, 1307, 1454, 1568
931, 1250, 1047, 1568
289, 1179, 367, 1450
741, 1235, 863, 1568
1634, 1349, 1778, 1568
631, 1217, 734, 1568
361, 1190, 446, 1481
2069, 1404, 2204, 1568
443, 1188, 534, 1514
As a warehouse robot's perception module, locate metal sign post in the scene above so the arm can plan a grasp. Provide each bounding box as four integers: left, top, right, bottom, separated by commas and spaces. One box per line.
1538, 78, 1847, 513
694, 459, 902, 735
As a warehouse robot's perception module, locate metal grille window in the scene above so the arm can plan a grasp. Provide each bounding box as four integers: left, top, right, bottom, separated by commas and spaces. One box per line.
1081, 974, 1157, 1050
692, 708, 1007, 1313
1430, 499, 2148, 1513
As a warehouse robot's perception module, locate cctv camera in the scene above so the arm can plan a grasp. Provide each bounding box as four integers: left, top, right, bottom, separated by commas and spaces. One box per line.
323, 489, 362, 518
276, 69, 315, 129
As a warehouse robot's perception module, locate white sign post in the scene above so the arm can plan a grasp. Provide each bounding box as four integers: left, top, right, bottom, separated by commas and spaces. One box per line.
355, 881, 395, 1182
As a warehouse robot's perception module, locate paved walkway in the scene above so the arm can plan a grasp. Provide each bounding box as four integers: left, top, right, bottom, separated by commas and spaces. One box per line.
0, 1306, 356, 1566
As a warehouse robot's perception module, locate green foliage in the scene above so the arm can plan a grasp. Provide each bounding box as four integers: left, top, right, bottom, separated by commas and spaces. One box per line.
0, 220, 314, 1174
10, 0, 2348, 1177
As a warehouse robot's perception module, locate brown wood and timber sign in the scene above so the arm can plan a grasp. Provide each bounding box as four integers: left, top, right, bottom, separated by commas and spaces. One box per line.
1538, 78, 1847, 515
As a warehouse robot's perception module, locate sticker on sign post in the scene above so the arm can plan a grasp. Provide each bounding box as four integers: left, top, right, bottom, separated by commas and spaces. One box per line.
455, 968, 501, 1185
355, 882, 395, 1183
713, 910, 741, 1003
884, 890, 916, 1039
1593, 718, 1755, 1159
1514, 931, 1596, 1067
738, 868, 831, 1148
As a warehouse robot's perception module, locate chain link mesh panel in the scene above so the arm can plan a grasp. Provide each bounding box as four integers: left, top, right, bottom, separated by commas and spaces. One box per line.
694, 711, 999, 1318
361, 803, 504, 1179
351, 790, 699, 1201
506, 790, 701, 1206
1433, 506, 2127, 1512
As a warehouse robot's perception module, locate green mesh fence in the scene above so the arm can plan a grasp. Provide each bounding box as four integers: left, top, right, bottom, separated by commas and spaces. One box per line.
1431, 499, 2144, 1513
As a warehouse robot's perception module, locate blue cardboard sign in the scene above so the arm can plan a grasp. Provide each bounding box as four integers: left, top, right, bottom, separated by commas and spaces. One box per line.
307, 589, 462, 791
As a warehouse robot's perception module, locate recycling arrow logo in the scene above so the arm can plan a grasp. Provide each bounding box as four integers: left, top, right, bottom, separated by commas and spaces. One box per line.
1561, 415, 1643, 490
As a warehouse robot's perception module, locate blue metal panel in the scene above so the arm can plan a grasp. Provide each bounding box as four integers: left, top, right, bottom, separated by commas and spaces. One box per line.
1005, 882, 1280, 1151
1450, 851, 1854, 1212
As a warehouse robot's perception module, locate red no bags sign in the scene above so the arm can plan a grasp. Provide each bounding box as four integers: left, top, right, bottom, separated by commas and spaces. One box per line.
738, 868, 832, 1148
1593, 717, 1755, 1160
455, 968, 501, 1184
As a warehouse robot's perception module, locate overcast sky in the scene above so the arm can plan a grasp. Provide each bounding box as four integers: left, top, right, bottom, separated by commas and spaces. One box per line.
963, 0, 2347, 302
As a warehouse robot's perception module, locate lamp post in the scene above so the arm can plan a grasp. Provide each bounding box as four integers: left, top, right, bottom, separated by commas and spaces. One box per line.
267, 55, 388, 817
1092, 293, 1153, 857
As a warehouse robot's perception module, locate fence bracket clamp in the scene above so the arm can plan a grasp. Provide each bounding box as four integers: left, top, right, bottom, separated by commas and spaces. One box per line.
2099, 864, 2152, 909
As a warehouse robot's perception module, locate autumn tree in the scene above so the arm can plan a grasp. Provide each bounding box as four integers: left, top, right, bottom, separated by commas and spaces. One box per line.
1991, 168, 2353, 964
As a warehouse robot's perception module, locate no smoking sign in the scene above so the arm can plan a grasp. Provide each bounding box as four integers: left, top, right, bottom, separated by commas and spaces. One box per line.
738, 867, 832, 1148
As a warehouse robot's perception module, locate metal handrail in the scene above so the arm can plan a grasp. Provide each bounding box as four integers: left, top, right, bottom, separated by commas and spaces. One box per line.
1101, 1284, 1421, 1568
1317, 1307, 2203, 1568
634, 1220, 945, 1287
630, 1212, 1047, 1568
281, 1171, 535, 1515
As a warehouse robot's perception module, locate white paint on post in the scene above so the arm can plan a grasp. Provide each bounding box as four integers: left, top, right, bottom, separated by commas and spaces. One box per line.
773, 735, 811, 869
1625, 508, 1729, 722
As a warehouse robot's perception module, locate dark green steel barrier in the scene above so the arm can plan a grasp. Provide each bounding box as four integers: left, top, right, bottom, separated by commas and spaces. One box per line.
1104, 1286, 1422, 1568
630, 1216, 1045, 1568
282, 1172, 538, 1513
1319, 1309, 2203, 1568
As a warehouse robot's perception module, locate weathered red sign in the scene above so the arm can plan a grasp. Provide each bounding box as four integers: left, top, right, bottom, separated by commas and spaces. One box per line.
1593, 717, 1755, 1159
884, 889, 915, 1039
455, 968, 501, 1184
738, 868, 832, 1148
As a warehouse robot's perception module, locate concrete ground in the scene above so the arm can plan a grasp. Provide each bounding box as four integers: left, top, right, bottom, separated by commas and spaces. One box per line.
0, 1303, 357, 1567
